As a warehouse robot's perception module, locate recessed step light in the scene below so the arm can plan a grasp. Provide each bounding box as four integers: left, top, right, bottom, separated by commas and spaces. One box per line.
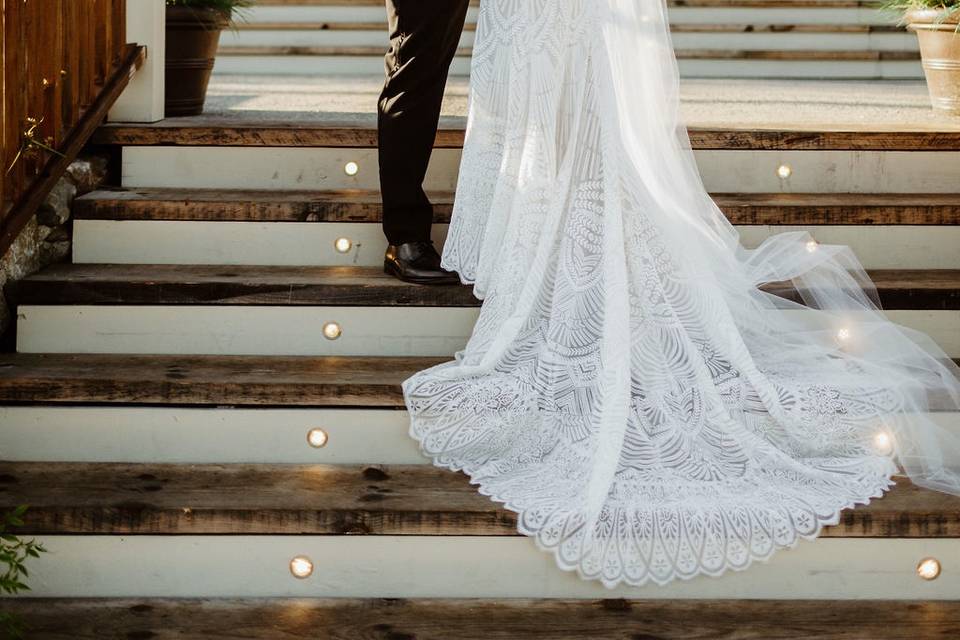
322, 322, 342, 340
334, 237, 353, 253
344, 161, 359, 177
307, 428, 329, 448
917, 557, 941, 581
289, 555, 314, 579
776, 164, 793, 179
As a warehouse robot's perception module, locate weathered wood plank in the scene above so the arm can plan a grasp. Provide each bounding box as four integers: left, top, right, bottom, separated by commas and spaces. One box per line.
0, 462, 955, 537
3, 597, 959, 639
0, 353, 956, 408
74, 188, 455, 222
8, 264, 960, 310
91, 119, 960, 150
73, 189, 960, 225
0, 353, 435, 406
218, 45, 919, 62
5, 264, 476, 307
259, 0, 883, 7
236, 22, 900, 34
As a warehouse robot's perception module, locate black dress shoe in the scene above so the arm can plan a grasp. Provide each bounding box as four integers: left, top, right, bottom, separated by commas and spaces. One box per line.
384, 241, 461, 285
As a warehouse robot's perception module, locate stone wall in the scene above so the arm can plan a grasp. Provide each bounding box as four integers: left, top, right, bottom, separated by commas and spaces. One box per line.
0, 154, 109, 336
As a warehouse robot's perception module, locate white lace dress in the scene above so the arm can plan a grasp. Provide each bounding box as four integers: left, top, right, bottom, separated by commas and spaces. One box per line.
402, 0, 960, 587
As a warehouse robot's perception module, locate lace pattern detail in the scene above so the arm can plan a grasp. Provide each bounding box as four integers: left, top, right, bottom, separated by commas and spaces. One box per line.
408, 0, 960, 587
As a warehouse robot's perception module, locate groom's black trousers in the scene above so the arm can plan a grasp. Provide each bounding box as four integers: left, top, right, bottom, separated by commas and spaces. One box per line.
378, 0, 470, 246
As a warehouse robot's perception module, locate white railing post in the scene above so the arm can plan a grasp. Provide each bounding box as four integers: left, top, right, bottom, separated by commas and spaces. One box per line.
109, 0, 165, 122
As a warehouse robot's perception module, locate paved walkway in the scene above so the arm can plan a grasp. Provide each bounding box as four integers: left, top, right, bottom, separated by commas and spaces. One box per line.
204, 75, 960, 131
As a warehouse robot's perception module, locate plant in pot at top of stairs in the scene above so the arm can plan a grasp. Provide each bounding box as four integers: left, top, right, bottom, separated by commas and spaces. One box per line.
165, 0, 253, 117
880, 0, 960, 115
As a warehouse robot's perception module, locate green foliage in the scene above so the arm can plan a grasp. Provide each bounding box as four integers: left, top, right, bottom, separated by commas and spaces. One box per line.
1, 507, 46, 640
166, 0, 254, 11
166, 0, 255, 24
874, 0, 959, 24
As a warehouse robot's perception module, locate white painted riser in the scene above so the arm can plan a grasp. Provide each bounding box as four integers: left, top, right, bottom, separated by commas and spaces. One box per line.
72, 220, 960, 270
16, 306, 960, 357
17, 536, 960, 599
2, 406, 956, 464
121, 148, 960, 194
214, 56, 923, 79
220, 30, 917, 52
242, 6, 889, 27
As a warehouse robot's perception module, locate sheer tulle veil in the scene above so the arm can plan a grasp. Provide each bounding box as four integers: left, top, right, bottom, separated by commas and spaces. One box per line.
403, 0, 960, 587
602, 0, 960, 494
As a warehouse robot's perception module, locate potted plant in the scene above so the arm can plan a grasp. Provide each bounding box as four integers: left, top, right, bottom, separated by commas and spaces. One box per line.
165, 0, 252, 117
880, 1, 960, 114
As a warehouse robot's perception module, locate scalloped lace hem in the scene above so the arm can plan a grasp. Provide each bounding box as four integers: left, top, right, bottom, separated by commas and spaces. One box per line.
407, 411, 898, 589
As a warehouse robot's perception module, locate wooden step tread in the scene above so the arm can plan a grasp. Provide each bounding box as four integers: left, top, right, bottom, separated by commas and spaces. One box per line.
217, 45, 921, 62
74, 189, 960, 225
0, 353, 956, 409
9, 264, 960, 310
1, 462, 956, 536
0, 353, 434, 406
261, 0, 883, 7
6, 598, 958, 640
91, 119, 960, 150
237, 22, 903, 34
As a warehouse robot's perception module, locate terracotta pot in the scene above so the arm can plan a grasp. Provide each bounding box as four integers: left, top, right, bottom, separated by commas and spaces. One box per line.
165, 6, 229, 117
907, 9, 960, 115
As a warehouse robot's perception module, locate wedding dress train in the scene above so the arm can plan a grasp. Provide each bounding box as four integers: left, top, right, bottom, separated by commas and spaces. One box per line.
401, 0, 960, 587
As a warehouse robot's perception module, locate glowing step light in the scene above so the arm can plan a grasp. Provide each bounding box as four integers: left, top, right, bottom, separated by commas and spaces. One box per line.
322, 322, 342, 340
776, 164, 793, 179
917, 557, 941, 581
334, 237, 353, 253
289, 555, 314, 579
873, 430, 894, 456
307, 428, 329, 448
344, 161, 359, 176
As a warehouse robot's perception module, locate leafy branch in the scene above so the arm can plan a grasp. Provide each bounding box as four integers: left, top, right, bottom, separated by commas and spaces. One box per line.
1, 507, 46, 640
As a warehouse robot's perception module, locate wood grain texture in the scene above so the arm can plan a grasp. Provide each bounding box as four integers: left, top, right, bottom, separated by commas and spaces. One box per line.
258, 0, 882, 7
235, 22, 900, 34
6, 264, 477, 307
0, 43, 145, 255
0, 353, 438, 406
0, 462, 956, 537
73, 189, 960, 225
217, 45, 920, 62
74, 188, 456, 222
7, 264, 960, 310
3, 598, 960, 639
0, 353, 956, 408
91, 118, 960, 150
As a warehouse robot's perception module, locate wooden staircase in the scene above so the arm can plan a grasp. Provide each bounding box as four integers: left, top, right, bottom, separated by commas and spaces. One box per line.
2, 95, 960, 636
216, 0, 923, 79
